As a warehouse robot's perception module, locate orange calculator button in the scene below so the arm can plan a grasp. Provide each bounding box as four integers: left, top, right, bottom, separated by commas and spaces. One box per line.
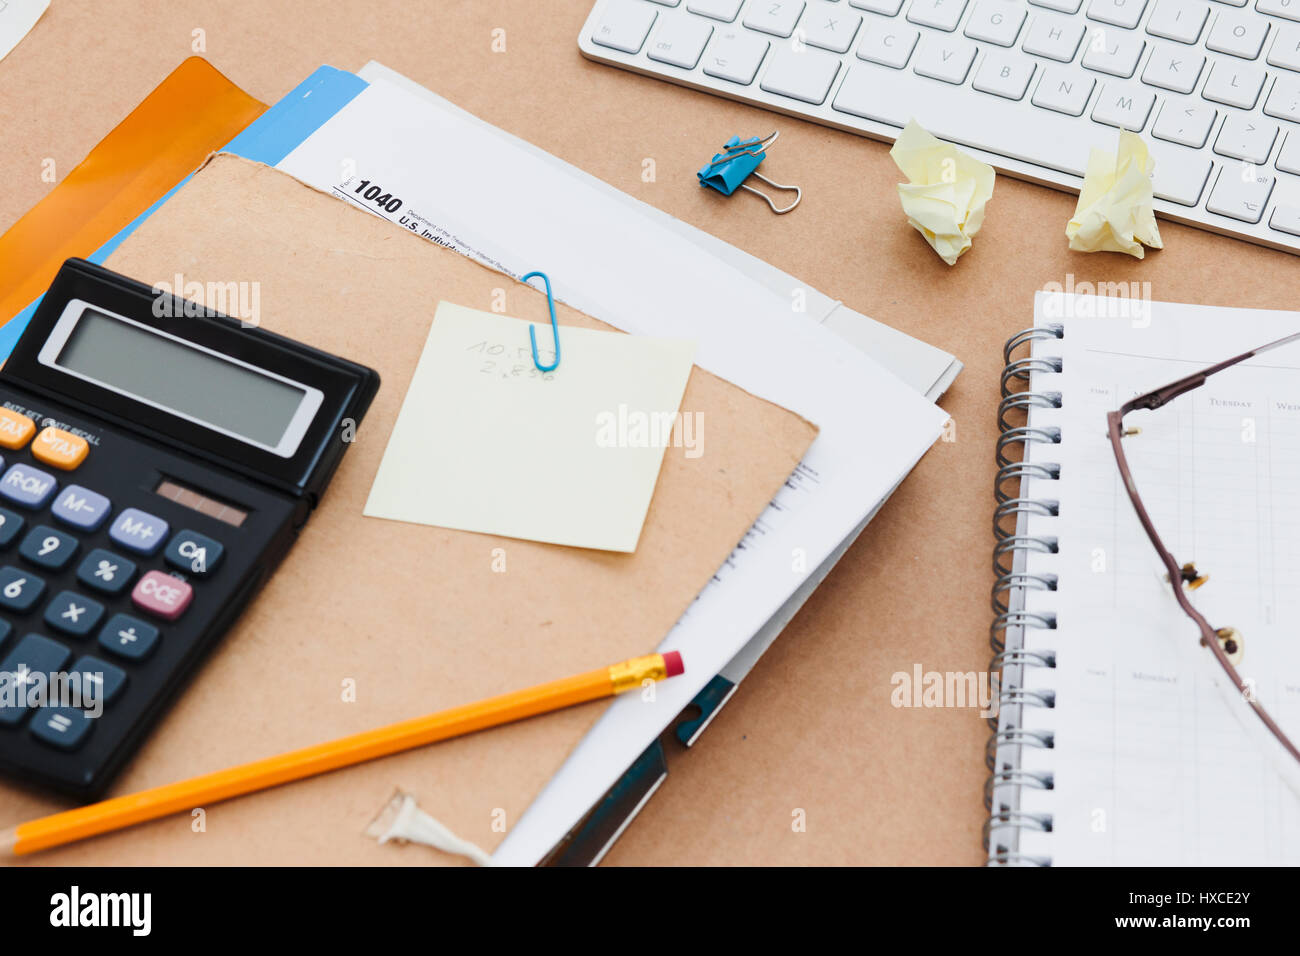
0, 409, 36, 450
31, 427, 89, 471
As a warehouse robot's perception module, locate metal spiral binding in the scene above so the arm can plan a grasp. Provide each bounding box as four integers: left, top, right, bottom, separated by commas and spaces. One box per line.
985, 325, 1063, 867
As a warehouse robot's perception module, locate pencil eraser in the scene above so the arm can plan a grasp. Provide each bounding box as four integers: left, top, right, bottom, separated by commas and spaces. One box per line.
663, 651, 684, 677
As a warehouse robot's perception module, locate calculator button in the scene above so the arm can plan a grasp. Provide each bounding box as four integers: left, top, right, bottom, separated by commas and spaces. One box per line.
76, 548, 137, 596
131, 570, 192, 621
98, 613, 160, 661
0, 633, 71, 726
0, 619, 10, 648
44, 591, 105, 638
109, 508, 169, 556
69, 655, 127, 706
52, 485, 111, 532
0, 566, 45, 613
31, 706, 94, 750
0, 409, 35, 450
0, 463, 57, 509
0, 507, 23, 549
31, 427, 89, 471
19, 526, 78, 571
164, 529, 224, 577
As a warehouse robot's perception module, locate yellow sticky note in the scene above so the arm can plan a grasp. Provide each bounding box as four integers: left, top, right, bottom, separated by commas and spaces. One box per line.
1066, 131, 1164, 259
890, 119, 996, 266
364, 302, 697, 552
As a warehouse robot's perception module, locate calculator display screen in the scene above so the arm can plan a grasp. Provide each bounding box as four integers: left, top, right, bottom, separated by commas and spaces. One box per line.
47, 307, 320, 455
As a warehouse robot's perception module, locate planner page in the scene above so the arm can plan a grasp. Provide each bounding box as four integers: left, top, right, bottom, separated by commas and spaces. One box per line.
1015, 292, 1300, 865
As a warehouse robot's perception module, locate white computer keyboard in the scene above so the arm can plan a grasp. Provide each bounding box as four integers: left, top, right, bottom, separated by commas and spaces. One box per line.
580, 0, 1300, 254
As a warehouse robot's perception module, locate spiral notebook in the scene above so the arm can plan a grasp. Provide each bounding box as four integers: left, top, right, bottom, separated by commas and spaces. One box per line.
988, 292, 1300, 866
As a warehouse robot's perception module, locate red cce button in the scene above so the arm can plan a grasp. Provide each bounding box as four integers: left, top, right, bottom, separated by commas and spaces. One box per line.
131, 570, 193, 621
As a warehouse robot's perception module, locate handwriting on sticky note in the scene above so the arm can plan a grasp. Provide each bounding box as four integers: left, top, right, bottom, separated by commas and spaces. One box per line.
364, 301, 697, 552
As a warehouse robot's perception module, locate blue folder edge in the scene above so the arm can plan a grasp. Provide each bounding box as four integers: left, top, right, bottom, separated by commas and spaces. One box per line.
0, 65, 368, 360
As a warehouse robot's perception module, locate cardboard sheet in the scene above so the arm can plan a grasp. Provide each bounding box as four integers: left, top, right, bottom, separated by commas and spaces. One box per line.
0, 154, 816, 864
364, 302, 697, 553
6, 0, 1299, 867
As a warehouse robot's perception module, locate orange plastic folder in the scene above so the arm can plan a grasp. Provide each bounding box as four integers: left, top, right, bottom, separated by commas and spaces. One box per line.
0, 57, 264, 327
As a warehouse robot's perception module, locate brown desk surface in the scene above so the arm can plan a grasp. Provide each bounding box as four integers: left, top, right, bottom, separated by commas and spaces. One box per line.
1, 0, 1295, 866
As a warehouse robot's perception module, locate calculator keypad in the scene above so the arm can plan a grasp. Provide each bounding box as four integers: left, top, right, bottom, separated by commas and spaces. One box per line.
19, 525, 78, 571
0, 420, 224, 762
109, 507, 169, 556
76, 548, 136, 596
0, 463, 58, 509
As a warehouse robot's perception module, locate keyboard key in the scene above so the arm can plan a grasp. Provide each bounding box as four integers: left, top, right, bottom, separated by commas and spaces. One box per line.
0, 409, 35, 450
1202, 60, 1266, 107
648, 13, 713, 67
98, 613, 160, 661
1030, 0, 1083, 10
0, 566, 45, 613
1032, 66, 1097, 114
1152, 98, 1217, 146
1146, 138, 1214, 203
31, 706, 94, 750
973, 52, 1037, 99
0, 463, 57, 509
702, 29, 770, 83
1264, 72, 1300, 122
0, 633, 70, 726
1205, 10, 1269, 59
1271, 203, 1300, 236
0, 507, 24, 549
1207, 167, 1274, 221
1279, 131, 1300, 173
19, 526, 78, 571
1091, 82, 1156, 128
744, 0, 805, 37
913, 34, 977, 83
164, 529, 224, 577
1087, 0, 1148, 29
44, 591, 105, 639
965, 1, 1027, 46
687, 0, 744, 20
907, 0, 969, 31
109, 507, 169, 556
1214, 114, 1278, 163
1259, 0, 1300, 21
1268, 25, 1300, 71
1145, 0, 1208, 43
70, 655, 127, 707
832, 62, 1090, 174
849, 0, 904, 11
31, 427, 88, 471
1082, 28, 1146, 77
761, 44, 841, 103
798, 1, 862, 53
857, 20, 920, 67
76, 548, 137, 596
1141, 42, 1204, 92
131, 570, 193, 622
590, 0, 658, 53
1023, 14, 1087, 61
51, 484, 111, 532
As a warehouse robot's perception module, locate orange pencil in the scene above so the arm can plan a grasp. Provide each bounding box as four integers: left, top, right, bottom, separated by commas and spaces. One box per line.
1, 650, 684, 858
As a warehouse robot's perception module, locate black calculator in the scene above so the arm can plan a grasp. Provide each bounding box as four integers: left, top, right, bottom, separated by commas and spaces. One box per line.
0, 259, 378, 798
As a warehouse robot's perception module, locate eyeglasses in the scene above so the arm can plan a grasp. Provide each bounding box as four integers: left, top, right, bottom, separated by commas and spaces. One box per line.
1107, 332, 1300, 768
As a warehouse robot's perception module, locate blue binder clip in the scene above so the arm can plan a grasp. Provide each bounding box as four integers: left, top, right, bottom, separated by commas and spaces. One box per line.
697, 131, 802, 214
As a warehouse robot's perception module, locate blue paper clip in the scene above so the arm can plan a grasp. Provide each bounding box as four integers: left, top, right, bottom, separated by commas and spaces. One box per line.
697, 131, 802, 214
522, 270, 560, 373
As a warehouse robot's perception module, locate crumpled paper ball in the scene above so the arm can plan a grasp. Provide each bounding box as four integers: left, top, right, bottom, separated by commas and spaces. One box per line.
889, 119, 996, 266
1066, 130, 1164, 259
